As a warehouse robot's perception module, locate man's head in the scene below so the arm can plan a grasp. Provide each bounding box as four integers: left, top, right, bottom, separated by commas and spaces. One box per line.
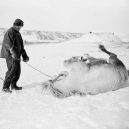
13, 19, 24, 31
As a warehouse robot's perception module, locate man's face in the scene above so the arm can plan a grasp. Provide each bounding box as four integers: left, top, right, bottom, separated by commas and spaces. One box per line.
15, 26, 23, 31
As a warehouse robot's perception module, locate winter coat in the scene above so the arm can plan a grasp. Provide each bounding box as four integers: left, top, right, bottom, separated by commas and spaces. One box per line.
0, 27, 28, 61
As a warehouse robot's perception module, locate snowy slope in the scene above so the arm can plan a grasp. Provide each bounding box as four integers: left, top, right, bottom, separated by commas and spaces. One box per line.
0, 28, 83, 44
0, 33, 129, 129
1, 28, 129, 44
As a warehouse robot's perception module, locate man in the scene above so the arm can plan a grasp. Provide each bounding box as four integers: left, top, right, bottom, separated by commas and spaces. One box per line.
0, 19, 29, 93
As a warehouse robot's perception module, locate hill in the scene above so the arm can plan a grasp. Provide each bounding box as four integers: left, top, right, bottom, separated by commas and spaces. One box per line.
0, 28, 129, 45
0, 28, 83, 44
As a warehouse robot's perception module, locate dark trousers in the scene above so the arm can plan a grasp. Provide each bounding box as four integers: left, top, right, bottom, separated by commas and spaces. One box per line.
3, 56, 21, 89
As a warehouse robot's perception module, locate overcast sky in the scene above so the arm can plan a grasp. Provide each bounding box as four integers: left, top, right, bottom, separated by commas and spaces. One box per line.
0, 0, 129, 33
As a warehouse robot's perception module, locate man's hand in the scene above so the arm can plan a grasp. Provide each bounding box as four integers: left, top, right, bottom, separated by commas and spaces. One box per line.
11, 52, 17, 59
22, 50, 29, 62
10, 48, 20, 60
23, 56, 29, 62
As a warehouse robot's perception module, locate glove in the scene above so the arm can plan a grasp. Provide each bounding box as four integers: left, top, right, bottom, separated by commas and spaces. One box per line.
23, 55, 29, 62
22, 51, 29, 62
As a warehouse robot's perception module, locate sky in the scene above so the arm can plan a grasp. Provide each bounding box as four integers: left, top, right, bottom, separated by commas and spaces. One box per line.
0, 0, 129, 33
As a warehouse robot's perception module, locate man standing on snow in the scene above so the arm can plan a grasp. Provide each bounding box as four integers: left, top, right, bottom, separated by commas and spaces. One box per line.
0, 19, 29, 93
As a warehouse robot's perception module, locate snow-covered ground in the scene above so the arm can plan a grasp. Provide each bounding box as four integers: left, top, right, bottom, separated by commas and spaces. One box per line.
0, 35, 129, 129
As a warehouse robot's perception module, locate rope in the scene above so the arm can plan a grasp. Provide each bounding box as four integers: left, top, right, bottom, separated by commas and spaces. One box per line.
24, 62, 52, 78
25, 62, 52, 78
0, 62, 53, 82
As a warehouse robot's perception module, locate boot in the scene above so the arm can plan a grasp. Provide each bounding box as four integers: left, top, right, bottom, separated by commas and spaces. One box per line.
2, 81, 12, 93
11, 85, 22, 90
2, 88, 12, 93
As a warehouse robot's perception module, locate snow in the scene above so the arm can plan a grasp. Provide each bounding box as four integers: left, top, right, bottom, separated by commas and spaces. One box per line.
0, 34, 129, 129
67, 33, 122, 44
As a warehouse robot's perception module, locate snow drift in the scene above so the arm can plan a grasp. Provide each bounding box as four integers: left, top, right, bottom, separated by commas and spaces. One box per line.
42, 45, 128, 98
